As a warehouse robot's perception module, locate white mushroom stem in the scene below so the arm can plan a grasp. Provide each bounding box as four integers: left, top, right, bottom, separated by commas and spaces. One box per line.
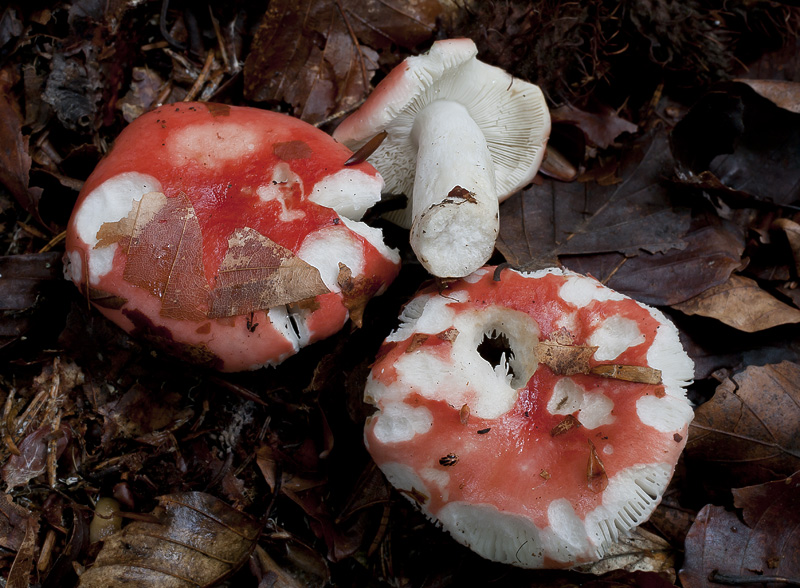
409, 100, 499, 278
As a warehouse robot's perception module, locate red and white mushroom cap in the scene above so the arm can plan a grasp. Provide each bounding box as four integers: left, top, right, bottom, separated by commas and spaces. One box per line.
333, 39, 550, 278
364, 266, 694, 568
64, 103, 400, 371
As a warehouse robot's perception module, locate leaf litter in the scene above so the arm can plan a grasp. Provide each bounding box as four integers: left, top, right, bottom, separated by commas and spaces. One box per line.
0, 1, 799, 587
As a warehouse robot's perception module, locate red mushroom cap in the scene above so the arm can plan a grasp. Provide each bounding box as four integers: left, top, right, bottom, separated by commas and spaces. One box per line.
64, 103, 400, 371
364, 267, 694, 568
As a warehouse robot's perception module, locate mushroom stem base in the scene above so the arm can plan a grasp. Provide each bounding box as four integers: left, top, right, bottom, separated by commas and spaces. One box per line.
410, 100, 499, 278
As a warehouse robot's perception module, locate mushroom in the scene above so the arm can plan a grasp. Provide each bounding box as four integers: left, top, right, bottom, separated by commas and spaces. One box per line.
64, 103, 400, 371
364, 266, 694, 568
333, 39, 550, 279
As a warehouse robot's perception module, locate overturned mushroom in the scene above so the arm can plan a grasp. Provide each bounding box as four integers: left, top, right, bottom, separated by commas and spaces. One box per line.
333, 39, 550, 279
64, 103, 400, 371
364, 266, 694, 568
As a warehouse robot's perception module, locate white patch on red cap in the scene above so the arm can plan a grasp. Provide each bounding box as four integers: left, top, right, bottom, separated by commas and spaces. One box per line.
636, 394, 695, 432
340, 217, 401, 268
297, 225, 365, 291
167, 121, 261, 169
588, 315, 646, 361
308, 169, 383, 221
372, 402, 434, 444
437, 502, 547, 568
558, 273, 626, 308
386, 295, 456, 343
256, 163, 306, 222
541, 499, 595, 563
463, 267, 492, 283
547, 379, 615, 429
63, 249, 82, 284
378, 462, 430, 504
73, 172, 162, 285
421, 468, 451, 501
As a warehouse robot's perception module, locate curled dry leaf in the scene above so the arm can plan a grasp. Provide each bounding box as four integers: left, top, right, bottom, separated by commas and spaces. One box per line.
735, 79, 800, 113
774, 217, 800, 275
551, 104, 638, 149
672, 274, 800, 332
679, 474, 800, 588
686, 362, 800, 490
78, 492, 261, 588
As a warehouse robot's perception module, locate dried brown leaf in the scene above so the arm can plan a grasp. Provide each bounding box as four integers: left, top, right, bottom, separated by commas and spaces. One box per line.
736, 79, 800, 113
498, 131, 691, 271
0, 495, 36, 552
686, 362, 800, 490
209, 227, 329, 318
78, 492, 261, 588
551, 104, 638, 149
679, 474, 800, 588
774, 217, 800, 275
0, 88, 44, 224
6, 514, 38, 588
672, 274, 800, 332
243, 0, 441, 123
577, 528, 675, 576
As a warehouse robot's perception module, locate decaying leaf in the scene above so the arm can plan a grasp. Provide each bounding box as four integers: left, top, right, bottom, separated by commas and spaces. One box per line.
0, 495, 36, 552
551, 104, 638, 149
0, 89, 44, 224
680, 474, 800, 588
671, 82, 800, 208
563, 217, 745, 307
587, 439, 609, 493
736, 79, 800, 113
497, 131, 691, 271
774, 217, 800, 275
672, 274, 800, 332
536, 334, 597, 376
535, 330, 661, 384
337, 263, 383, 328
209, 227, 329, 318
577, 528, 675, 576
686, 362, 800, 490
243, 0, 441, 123
78, 492, 261, 588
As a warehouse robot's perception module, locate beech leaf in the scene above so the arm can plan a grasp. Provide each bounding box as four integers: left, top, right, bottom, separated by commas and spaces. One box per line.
78, 492, 261, 588
209, 227, 329, 319
685, 362, 800, 490
672, 274, 800, 332
497, 130, 691, 271
680, 474, 800, 588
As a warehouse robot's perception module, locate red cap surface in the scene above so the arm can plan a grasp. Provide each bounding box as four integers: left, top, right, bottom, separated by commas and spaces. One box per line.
364, 267, 694, 567
64, 103, 400, 371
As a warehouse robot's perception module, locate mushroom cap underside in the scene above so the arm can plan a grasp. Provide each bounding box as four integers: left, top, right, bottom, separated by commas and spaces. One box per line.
333, 39, 551, 228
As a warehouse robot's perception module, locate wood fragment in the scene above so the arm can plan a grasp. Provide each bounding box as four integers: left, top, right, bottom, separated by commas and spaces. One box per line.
590, 364, 662, 385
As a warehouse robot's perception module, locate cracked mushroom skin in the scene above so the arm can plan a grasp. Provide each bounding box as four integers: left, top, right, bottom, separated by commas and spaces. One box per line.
64, 103, 400, 371
364, 267, 694, 568
333, 38, 550, 279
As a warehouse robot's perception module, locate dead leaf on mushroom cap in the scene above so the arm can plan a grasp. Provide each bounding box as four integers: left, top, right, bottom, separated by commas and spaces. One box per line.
78, 492, 261, 588
679, 474, 800, 588
686, 362, 800, 491
97, 194, 330, 321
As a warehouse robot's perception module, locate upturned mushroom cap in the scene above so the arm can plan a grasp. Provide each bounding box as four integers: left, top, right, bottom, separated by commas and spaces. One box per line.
333, 38, 551, 229
364, 266, 694, 568
64, 103, 400, 371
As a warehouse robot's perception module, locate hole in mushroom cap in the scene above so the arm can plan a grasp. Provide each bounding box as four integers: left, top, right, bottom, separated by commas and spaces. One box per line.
477, 331, 515, 381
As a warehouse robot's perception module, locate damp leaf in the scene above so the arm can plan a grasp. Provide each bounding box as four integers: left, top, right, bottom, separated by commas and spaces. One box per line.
672, 274, 800, 332
209, 227, 329, 318
78, 492, 261, 588
680, 474, 800, 588
97, 191, 210, 322
497, 130, 691, 270
685, 362, 800, 490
